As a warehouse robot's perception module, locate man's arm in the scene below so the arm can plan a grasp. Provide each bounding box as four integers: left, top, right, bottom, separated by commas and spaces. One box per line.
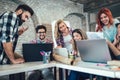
3, 42, 15, 63
3, 42, 24, 64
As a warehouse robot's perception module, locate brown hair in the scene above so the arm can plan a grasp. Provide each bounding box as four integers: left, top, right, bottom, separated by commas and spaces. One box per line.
72, 29, 87, 55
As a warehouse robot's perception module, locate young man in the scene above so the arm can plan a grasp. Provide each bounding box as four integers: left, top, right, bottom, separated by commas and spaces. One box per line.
0, 4, 34, 64
28, 25, 54, 80
31, 25, 52, 43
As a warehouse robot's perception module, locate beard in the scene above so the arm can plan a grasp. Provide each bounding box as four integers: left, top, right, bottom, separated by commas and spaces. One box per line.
18, 13, 25, 26
39, 35, 45, 40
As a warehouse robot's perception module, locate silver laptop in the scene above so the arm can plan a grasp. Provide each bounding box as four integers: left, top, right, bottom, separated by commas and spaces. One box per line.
54, 48, 68, 58
76, 39, 112, 63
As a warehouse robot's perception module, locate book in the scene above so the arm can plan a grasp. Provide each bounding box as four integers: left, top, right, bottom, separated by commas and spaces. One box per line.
107, 60, 120, 70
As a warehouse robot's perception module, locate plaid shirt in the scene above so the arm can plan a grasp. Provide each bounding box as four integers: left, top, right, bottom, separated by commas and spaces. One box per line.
0, 11, 19, 64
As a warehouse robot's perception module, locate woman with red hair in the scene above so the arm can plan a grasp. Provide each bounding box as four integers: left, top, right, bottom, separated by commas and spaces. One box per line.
96, 8, 119, 42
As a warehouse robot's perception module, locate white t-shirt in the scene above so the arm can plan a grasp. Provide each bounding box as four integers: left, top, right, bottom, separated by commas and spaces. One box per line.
63, 34, 73, 53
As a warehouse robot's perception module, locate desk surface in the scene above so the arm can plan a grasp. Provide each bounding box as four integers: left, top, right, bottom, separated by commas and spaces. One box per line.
56, 61, 116, 78
115, 71, 120, 78
0, 61, 120, 79
0, 61, 56, 76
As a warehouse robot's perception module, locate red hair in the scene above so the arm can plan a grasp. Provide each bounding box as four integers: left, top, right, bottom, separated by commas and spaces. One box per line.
96, 8, 113, 32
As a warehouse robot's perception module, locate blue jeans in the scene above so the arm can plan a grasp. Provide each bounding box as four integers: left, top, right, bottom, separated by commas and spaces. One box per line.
68, 71, 90, 80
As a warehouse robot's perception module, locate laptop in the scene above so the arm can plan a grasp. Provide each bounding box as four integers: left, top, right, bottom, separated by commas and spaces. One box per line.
22, 43, 53, 62
54, 48, 68, 58
76, 39, 112, 63
86, 32, 104, 40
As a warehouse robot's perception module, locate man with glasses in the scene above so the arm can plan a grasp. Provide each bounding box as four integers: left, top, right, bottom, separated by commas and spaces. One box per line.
28, 25, 54, 80
31, 25, 52, 43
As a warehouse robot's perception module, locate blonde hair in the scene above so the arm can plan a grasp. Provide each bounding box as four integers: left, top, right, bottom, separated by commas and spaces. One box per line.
54, 19, 68, 40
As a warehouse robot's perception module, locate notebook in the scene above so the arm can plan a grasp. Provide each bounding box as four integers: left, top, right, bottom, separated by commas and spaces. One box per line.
22, 43, 53, 62
54, 48, 68, 58
76, 39, 112, 63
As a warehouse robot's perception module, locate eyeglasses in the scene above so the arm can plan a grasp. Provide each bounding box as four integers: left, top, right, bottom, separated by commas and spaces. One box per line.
38, 32, 46, 34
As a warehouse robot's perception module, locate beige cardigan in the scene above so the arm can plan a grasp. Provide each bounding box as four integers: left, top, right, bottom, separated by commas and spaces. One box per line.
53, 53, 81, 65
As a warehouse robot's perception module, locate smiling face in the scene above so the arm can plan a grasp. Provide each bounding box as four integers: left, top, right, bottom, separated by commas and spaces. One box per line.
37, 28, 46, 40
100, 13, 110, 26
58, 22, 68, 33
73, 32, 82, 41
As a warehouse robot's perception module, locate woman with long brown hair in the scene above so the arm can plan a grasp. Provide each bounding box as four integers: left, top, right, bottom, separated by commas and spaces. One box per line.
68, 29, 92, 80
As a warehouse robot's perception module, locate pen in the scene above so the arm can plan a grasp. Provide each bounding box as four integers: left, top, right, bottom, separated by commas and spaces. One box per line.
40, 51, 44, 56
97, 63, 107, 66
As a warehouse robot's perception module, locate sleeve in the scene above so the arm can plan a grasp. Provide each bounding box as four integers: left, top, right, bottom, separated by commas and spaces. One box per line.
1, 12, 17, 43
52, 53, 73, 65
114, 19, 119, 24
56, 35, 65, 47
56, 38, 62, 46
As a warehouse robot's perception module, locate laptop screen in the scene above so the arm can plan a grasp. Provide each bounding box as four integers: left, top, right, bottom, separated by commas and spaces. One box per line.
22, 43, 53, 62
86, 32, 104, 40
76, 39, 112, 63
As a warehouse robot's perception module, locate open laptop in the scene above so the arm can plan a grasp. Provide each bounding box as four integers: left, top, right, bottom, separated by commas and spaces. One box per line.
76, 39, 112, 63
86, 32, 104, 40
22, 43, 53, 62
54, 48, 68, 58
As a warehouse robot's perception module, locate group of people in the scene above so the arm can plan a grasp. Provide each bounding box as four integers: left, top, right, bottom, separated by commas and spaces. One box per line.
96, 7, 120, 60
0, 3, 120, 80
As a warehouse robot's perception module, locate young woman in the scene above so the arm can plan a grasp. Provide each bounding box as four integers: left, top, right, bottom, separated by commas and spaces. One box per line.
54, 19, 73, 53
72, 29, 87, 55
53, 19, 75, 80
96, 7, 119, 42
53, 20, 94, 80
107, 23, 120, 60
68, 29, 92, 80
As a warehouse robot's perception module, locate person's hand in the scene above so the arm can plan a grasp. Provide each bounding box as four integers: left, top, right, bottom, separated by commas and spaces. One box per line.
45, 38, 53, 43
56, 46, 62, 48
11, 58, 25, 64
106, 39, 111, 46
18, 26, 28, 35
113, 36, 119, 45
